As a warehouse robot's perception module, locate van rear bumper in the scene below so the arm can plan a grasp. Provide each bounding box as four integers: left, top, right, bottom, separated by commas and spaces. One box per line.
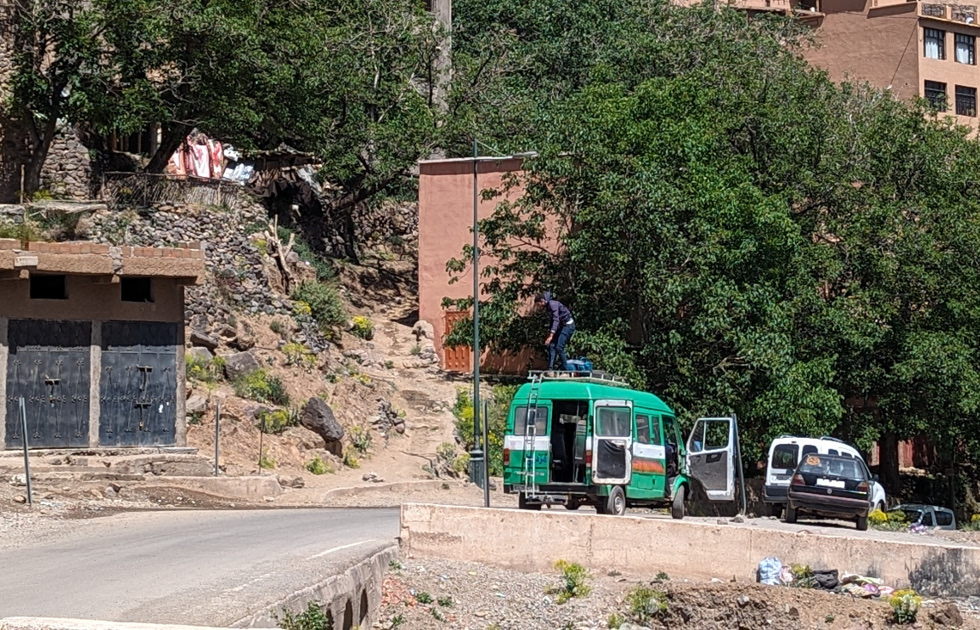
763, 484, 788, 504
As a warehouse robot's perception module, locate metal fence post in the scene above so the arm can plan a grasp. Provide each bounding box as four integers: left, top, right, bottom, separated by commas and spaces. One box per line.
483, 398, 490, 508
19, 397, 32, 506
214, 400, 221, 477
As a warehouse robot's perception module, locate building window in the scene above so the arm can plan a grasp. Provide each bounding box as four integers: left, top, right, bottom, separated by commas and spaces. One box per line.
956, 33, 976, 64
925, 27, 946, 59
121, 277, 154, 302
956, 85, 977, 115
925, 80, 948, 110
29, 274, 68, 300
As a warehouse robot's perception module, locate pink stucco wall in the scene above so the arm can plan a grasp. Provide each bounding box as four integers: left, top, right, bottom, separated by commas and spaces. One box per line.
418, 156, 533, 372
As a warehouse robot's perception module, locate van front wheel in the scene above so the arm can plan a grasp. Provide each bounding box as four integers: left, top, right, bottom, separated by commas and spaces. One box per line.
671, 485, 686, 520
605, 486, 627, 516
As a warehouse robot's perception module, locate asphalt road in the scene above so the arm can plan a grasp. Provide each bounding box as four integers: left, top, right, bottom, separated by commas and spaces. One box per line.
0, 508, 399, 626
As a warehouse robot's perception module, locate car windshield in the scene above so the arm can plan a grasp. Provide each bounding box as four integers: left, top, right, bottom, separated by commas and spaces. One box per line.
798, 455, 865, 479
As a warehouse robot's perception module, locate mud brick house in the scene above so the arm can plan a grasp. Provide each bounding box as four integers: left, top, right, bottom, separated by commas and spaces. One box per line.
0, 240, 205, 450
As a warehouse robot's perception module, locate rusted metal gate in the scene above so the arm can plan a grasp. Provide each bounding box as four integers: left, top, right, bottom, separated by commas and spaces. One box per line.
443, 310, 472, 372
5, 320, 92, 449
99, 322, 178, 447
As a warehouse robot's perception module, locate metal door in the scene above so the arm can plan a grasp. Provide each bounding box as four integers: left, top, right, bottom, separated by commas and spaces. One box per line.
99, 322, 178, 447
686, 416, 736, 501
5, 320, 92, 449
443, 310, 471, 372
592, 400, 633, 485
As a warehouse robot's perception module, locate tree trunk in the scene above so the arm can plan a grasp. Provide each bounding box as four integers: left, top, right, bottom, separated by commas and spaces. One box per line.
23, 118, 58, 199
879, 430, 902, 497
145, 124, 189, 174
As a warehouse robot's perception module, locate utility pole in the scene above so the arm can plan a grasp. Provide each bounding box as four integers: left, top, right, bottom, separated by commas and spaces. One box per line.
469, 138, 483, 487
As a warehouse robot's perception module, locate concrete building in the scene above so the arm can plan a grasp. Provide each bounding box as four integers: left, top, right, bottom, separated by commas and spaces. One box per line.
418, 156, 539, 373
0, 239, 205, 450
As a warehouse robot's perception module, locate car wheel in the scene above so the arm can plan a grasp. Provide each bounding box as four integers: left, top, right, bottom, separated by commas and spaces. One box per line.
856, 514, 869, 531
771, 504, 784, 519
784, 505, 797, 524
518, 492, 541, 511
564, 500, 581, 511
671, 484, 686, 520
605, 486, 627, 516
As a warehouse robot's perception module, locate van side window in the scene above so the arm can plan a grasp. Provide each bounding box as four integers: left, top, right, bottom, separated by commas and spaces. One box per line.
650, 416, 663, 446
596, 407, 632, 437
636, 415, 651, 444
922, 512, 934, 527
828, 449, 839, 456
513, 406, 549, 435
801, 445, 818, 458
936, 511, 954, 527
771, 445, 798, 470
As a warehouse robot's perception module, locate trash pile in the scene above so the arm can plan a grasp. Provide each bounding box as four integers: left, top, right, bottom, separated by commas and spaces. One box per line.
757, 557, 896, 599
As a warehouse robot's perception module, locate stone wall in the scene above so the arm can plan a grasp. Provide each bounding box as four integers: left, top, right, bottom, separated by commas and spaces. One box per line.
0, 1, 26, 205
84, 199, 331, 356
39, 125, 95, 200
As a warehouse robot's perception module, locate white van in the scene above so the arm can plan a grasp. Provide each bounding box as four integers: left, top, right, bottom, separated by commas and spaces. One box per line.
763, 436, 886, 517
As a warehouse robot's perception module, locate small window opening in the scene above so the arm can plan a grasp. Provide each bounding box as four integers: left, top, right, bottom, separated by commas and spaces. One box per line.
121, 277, 153, 303
30, 274, 67, 300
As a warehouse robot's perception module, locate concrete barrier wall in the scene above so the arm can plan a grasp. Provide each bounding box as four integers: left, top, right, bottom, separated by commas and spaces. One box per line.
400, 503, 980, 598
231, 544, 398, 629
0, 620, 233, 630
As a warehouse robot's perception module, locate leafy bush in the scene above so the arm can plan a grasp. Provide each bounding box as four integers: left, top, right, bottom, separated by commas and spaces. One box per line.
351, 315, 374, 340
414, 591, 433, 604
186, 354, 224, 384
342, 447, 360, 469
259, 450, 276, 469
964, 514, 980, 531
277, 601, 333, 630
349, 425, 373, 454
283, 342, 316, 371
270, 320, 288, 336
437, 595, 453, 608
452, 385, 516, 476
257, 409, 293, 434
278, 225, 335, 281
607, 613, 623, 629
305, 454, 332, 475
624, 586, 668, 623
0, 219, 42, 243
233, 369, 289, 406
889, 589, 922, 624
410, 343, 421, 356
552, 560, 590, 604
870, 508, 907, 531
292, 282, 347, 334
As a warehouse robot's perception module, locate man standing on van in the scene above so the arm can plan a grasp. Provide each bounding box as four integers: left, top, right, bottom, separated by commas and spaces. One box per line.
535, 292, 575, 372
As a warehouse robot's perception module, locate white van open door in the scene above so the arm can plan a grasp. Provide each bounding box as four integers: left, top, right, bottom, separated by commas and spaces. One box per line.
686, 417, 736, 502
592, 400, 633, 485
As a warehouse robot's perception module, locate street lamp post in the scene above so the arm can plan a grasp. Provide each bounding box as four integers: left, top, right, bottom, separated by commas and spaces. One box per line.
469, 138, 484, 496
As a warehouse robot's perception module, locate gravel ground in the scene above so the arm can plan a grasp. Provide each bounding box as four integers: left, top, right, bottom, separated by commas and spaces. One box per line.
377, 556, 980, 630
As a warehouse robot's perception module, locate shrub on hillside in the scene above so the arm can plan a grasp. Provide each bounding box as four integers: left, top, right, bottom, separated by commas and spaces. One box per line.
291, 281, 347, 335
232, 369, 289, 406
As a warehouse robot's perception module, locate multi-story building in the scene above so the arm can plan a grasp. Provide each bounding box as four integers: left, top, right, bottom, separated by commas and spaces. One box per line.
708, 0, 980, 129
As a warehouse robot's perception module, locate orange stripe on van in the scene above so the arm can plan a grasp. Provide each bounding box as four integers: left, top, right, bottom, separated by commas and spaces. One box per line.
631, 458, 665, 475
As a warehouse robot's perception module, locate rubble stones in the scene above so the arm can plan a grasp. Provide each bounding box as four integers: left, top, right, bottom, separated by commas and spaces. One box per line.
190, 330, 220, 350
185, 395, 208, 415
223, 351, 260, 380
187, 347, 214, 363
300, 397, 345, 455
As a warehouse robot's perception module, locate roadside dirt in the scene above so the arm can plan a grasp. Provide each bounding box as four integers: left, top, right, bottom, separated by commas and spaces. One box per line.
379, 556, 980, 630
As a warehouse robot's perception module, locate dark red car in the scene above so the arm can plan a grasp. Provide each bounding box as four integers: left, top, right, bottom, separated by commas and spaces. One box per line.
785, 453, 872, 530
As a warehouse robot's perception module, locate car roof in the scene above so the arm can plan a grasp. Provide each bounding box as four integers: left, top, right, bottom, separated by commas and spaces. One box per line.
892, 503, 951, 512
770, 436, 860, 452
800, 452, 856, 462
511, 381, 673, 414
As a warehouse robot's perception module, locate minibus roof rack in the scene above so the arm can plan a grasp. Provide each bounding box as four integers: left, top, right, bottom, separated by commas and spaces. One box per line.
527, 370, 630, 388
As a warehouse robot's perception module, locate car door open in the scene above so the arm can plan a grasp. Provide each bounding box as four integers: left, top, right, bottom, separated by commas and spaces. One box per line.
592, 400, 633, 485
686, 417, 736, 501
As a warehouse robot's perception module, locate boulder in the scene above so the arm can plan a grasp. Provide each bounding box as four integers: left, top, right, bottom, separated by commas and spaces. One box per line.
230, 328, 256, 351
190, 330, 220, 350
300, 397, 344, 455
187, 347, 214, 363
185, 395, 208, 416
223, 351, 260, 380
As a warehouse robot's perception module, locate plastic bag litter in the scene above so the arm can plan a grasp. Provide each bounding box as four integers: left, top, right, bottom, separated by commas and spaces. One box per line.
758, 557, 782, 585
779, 566, 794, 585
841, 573, 884, 586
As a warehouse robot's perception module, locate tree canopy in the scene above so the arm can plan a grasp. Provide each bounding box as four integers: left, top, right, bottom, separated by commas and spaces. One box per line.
446, 1, 980, 495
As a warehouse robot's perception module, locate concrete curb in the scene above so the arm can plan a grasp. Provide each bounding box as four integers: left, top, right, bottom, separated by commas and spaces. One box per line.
0, 619, 233, 630
400, 503, 980, 598
137, 476, 283, 501
321, 479, 448, 502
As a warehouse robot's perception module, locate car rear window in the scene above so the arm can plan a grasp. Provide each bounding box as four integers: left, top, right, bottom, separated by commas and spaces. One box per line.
936, 511, 954, 527
799, 455, 866, 479
596, 407, 632, 437
513, 406, 549, 435
771, 444, 798, 470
